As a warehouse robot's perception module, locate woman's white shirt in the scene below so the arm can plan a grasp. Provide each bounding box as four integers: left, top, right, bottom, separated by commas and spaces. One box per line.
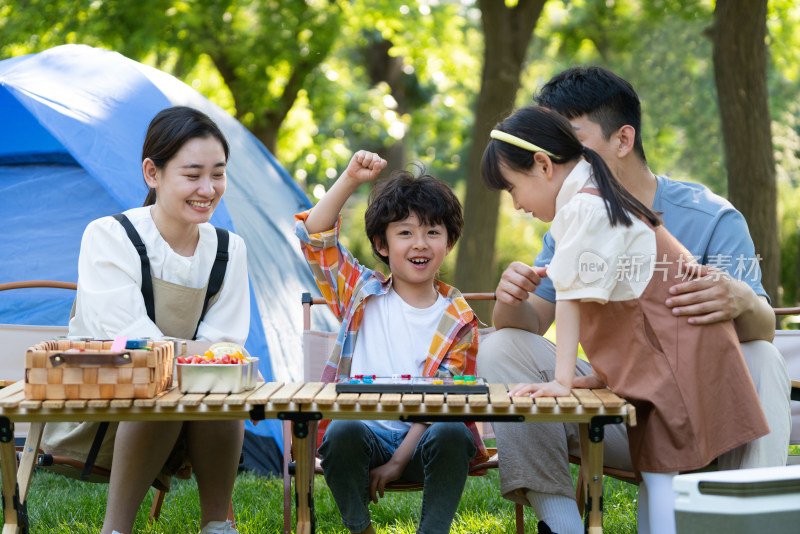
69, 206, 249, 344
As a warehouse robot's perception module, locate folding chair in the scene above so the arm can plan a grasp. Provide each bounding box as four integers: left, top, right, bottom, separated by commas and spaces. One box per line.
282, 291, 528, 534
0, 280, 214, 523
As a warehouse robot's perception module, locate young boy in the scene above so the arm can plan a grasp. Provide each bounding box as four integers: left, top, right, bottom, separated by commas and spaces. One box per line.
295, 150, 489, 534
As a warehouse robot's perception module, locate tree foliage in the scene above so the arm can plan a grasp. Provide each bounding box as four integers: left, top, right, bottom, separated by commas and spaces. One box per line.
1, 0, 343, 154
523, 0, 799, 306
2, 0, 799, 306
282, 0, 483, 191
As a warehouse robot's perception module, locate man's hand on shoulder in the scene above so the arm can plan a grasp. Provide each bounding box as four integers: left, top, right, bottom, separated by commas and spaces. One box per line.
665, 263, 774, 341
666, 264, 745, 324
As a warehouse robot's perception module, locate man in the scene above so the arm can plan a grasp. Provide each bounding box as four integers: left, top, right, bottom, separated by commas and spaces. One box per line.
477, 66, 791, 534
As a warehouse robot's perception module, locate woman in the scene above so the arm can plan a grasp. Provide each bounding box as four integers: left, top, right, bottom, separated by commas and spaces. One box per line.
42, 106, 248, 534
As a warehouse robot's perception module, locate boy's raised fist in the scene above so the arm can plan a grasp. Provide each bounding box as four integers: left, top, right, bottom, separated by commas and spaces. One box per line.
345, 150, 387, 183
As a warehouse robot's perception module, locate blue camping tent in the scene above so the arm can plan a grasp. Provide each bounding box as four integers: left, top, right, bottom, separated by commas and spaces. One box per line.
0, 44, 335, 474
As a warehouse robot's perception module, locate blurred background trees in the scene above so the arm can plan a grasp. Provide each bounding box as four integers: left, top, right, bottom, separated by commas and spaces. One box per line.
3, 0, 799, 316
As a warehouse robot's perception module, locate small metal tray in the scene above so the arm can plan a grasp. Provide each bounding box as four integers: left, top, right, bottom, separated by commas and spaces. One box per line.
176, 358, 259, 394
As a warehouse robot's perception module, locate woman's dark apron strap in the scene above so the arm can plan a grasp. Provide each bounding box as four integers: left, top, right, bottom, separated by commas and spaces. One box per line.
80, 421, 110, 480
193, 227, 229, 339
111, 213, 156, 323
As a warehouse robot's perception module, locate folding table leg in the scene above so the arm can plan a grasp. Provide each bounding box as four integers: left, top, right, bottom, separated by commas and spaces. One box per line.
17, 422, 44, 504
579, 422, 604, 534
292, 420, 316, 534
0, 417, 22, 534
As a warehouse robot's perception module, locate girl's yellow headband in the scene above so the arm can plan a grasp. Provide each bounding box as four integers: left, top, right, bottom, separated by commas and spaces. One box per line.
489, 130, 557, 158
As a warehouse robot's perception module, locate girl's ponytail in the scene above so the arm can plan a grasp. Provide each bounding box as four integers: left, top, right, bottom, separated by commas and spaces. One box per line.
582, 146, 660, 228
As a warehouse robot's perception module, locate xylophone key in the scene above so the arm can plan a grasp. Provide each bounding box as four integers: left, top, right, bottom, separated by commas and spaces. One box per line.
0, 388, 25, 409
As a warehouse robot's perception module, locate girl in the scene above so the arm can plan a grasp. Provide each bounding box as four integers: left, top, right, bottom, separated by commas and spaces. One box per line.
481, 106, 769, 533
42, 106, 247, 534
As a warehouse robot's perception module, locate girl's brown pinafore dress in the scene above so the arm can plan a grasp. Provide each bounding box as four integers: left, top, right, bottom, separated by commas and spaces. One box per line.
576, 191, 769, 474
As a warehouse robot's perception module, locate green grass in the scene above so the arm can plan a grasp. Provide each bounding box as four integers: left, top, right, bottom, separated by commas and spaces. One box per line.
9, 466, 639, 533
18, 451, 800, 532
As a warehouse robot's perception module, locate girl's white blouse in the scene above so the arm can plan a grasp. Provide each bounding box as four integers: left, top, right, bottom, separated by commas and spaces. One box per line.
547, 159, 657, 303
69, 206, 249, 344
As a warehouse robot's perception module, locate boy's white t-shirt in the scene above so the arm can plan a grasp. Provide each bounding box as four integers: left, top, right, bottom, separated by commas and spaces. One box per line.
351, 288, 449, 433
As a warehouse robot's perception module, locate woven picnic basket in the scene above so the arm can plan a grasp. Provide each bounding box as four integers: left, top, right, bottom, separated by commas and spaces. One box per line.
24, 339, 174, 400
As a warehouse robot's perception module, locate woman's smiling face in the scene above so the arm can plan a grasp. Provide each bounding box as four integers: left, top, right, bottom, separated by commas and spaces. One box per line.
146, 135, 227, 228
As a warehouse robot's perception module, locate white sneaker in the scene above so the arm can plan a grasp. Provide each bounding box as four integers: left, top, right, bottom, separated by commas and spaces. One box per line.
198, 520, 239, 534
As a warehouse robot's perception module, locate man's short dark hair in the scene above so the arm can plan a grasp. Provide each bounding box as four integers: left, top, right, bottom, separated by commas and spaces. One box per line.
534, 66, 647, 162
365, 165, 463, 266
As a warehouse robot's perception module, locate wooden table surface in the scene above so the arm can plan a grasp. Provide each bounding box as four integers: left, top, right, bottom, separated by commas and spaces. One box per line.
0, 381, 635, 534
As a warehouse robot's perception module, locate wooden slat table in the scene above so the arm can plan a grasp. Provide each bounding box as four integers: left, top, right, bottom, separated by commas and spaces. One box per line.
0, 382, 634, 534
282, 382, 635, 534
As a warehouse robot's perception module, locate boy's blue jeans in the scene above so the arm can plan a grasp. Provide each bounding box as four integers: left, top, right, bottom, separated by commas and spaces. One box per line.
319, 420, 477, 534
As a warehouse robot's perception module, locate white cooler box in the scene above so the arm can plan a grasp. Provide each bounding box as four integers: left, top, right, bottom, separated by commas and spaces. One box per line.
674, 465, 800, 533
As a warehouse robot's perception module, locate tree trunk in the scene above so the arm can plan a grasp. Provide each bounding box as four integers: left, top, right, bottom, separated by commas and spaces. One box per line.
364, 36, 411, 175
250, 122, 280, 157
709, 0, 779, 302
454, 0, 546, 323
